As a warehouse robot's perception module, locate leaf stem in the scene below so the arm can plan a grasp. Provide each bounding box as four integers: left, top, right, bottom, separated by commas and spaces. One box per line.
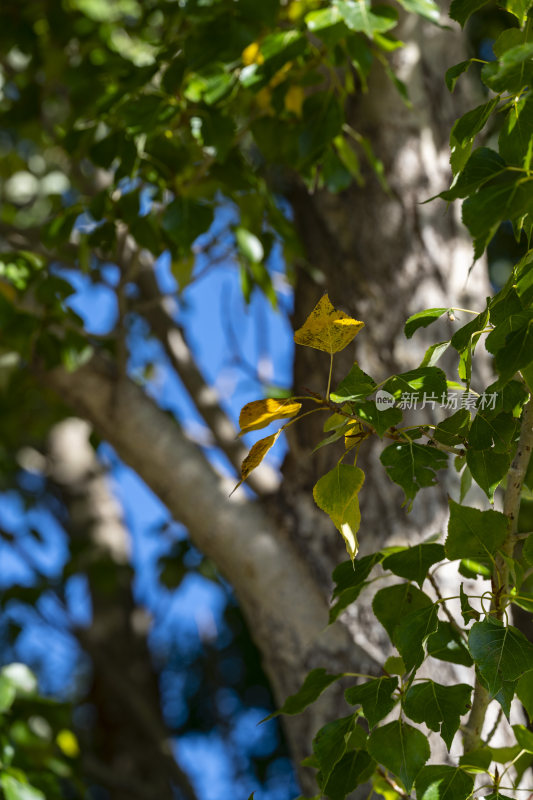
326, 352, 334, 400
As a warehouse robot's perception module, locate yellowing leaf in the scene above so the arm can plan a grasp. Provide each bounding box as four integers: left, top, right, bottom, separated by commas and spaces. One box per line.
269, 62, 293, 88
284, 85, 305, 116
238, 398, 301, 435
56, 729, 80, 758
345, 420, 365, 450
231, 431, 281, 494
294, 294, 364, 354
242, 42, 264, 66
0, 279, 17, 303
313, 464, 365, 560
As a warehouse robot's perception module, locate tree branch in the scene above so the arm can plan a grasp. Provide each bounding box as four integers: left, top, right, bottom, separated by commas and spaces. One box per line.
134, 261, 278, 496
462, 394, 533, 753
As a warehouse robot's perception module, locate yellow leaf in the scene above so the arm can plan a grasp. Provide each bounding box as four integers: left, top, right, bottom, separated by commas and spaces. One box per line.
238, 398, 301, 435
56, 729, 80, 758
294, 294, 364, 354
231, 431, 281, 494
242, 42, 264, 66
284, 85, 304, 116
345, 420, 365, 450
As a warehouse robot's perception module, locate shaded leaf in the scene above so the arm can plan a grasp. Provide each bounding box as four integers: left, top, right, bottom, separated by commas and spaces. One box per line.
517, 670, 533, 723
404, 308, 447, 339
368, 721, 430, 791
427, 621, 473, 667
380, 442, 448, 509
446, 60, 474, 92
466, 448, 512, 502
329, 553, 384, 623
445, 499, 508, 566
330, 363, 376, 402
267, 669, 344, 720
345, 677, 399, 727
468, 617, 533, 700
313, 714, 357, 786
415, 766, 474, 800
373, 583, 432, 642
323, 750, 375, 800
382, 544, 445, 588
395, 603, 439, 671
404, 681, 472, 750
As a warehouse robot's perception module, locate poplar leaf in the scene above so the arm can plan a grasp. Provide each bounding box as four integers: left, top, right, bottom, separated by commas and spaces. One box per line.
294, 294, 364, 354
517, 670, 533, 722
415, 766, 474, 800
368, 721, 430, 791
345, 677, 398, 727
404, 681, 472, 750
231, 431, 281, 494
468, 618, 533, 701
445, 500, 508, 566
313, 464, 365, 559
264, 668, 344, 721
238, 398, 301, 434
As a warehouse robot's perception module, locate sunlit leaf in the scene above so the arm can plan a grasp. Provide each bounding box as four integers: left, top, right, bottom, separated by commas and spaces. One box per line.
238, 398, 301, 434
294, 294, 364, 354
313, 464, 365, 559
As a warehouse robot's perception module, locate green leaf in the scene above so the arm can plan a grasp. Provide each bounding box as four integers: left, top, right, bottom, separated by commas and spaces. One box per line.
235, 227, 264, 263
426, 621, 473, 667
313, 464, 365, 560
313, 714, 357, 786
330, 363, 376, 402
395, 0, 440, 23
499, 94, 533, 167
434, 409, 471, 447
468, 617, 533, 700
445, 499, 508, 566
299, 93, 344, 165
267, 668, 344, 720
0, 776, 45, 800
0, 675, 16, 712
513, 724, 533, 754
420, 341, 450, 368
162, 199, 213, 253
481, 43, 533, 94
415, 766, 474, 800
382, 544, 445, 587
459, 748, 492, 771
450, 308, 489, 352
524, 534, 533, 566
384, 367, 447, 401
330, 553, 384, 623
404, 308, 447, 339
450, 98, 499, 175
368, 721, 430, 791
335, 0, 399, 37
445, 60, 474, 92
395, 603, 439, 671
373, 583, 432, 641
517, 670, 533, 723
404, 682, 472, 750
305, 6, 344, 31
494, 318, 533, 384
449, 0, 490, 25
351, 400, 402, 437
469, 411, 517, 452
380, 442, 448, 509
322, 750, 375, 800
466, 448, 512, 502
459, 584, 480, 624
384, 656, 406, 675
440, 148, 507, 202
345, 677, 399, 727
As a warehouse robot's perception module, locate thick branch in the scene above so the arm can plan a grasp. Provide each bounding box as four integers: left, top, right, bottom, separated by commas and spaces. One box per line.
37, 355, 377, 782
135, 264, 278, 495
